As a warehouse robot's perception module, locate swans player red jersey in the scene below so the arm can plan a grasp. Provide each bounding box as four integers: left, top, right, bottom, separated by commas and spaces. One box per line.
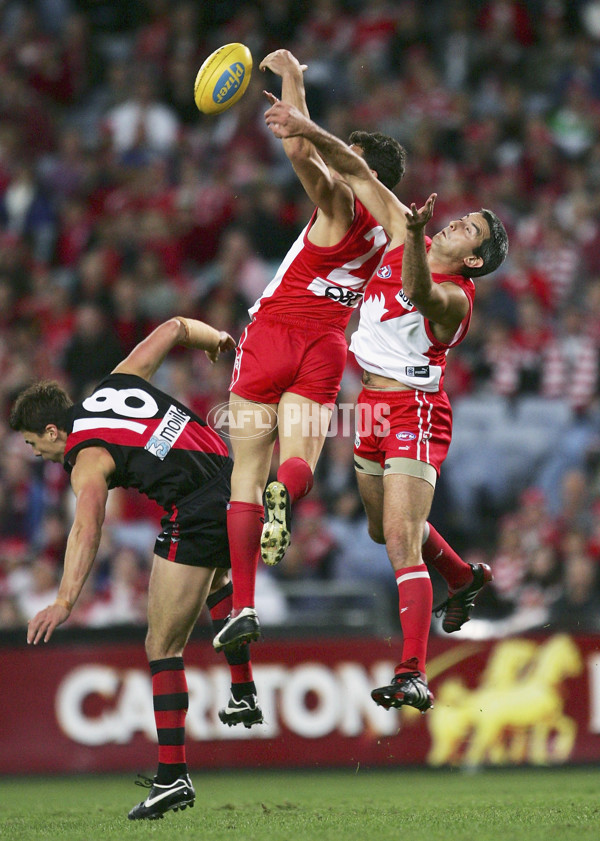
249, 199, 388, 327
231, 199, 388, 404
63, 373, 231, 511
350, 238, 475, 392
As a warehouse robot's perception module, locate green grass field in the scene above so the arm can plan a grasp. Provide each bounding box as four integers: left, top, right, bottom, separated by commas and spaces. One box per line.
1, 767, 599, 841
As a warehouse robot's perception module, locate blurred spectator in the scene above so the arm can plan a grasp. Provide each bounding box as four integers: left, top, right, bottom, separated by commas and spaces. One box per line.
236, 181, 301, 264
39, 127, 92, 200
543, 307, 599, 412
132, 249, 181, 323
82, 546, 148, 627
550, 547, 600, 632
0, 443, 45, 542
274, 499, 338, 582
0, 594, 24, 629
104, 68, 180, 157
194, 226, 269, 333
61, 302, 123, 398
16, 557, 59, 621
518, 544, 563, 616
0, 161, 55, 262
110, 272, 148, 353
32, 507, 69, 567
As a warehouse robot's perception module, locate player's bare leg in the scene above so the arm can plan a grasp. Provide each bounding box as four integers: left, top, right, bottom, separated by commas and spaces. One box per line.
228, 393, 279, 505
355, 470, 385, 544
261, 392, 332, 565
130, 557, 215, 821
146, 555, 215, 660
213, 393, 278, 652
358, 470, 435, 712
358, 470, 490, 632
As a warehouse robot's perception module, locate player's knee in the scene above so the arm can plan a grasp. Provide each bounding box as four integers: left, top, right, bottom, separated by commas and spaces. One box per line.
230, 464, 269, 500
145, 626, 184, 662
367, 522, 386, 544
384, 530, 422, 569
210, 569, 230, 594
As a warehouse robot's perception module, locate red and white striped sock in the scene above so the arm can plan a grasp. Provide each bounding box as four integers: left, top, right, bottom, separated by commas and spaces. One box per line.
394, 564, 432, 674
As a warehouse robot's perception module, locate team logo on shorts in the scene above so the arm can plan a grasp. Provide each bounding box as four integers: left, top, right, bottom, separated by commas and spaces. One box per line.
396, 431, 416, 441
355, 431, 361, 448
377, 265, 392, 278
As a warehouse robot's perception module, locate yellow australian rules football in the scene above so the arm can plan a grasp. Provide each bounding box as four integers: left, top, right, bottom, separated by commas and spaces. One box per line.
194, 43, 253, 115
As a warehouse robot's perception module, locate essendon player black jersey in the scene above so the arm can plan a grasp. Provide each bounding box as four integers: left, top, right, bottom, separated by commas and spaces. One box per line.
63, 373, 231, 510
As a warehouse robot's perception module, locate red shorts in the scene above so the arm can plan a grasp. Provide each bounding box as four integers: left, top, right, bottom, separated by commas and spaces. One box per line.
354, 387, 453, 475
230, 313, 348, 405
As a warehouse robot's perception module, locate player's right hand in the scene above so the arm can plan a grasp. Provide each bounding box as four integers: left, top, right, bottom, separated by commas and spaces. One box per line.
259, 49, 307, 77
205, 331, 236, 364
264, 100, 307, 139
27, 602, 71, 645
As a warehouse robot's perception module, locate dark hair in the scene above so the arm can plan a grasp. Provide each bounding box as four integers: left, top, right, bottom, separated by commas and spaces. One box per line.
466, 209, 509, 278
9, 381, 73, 433
347, 130, 406, 190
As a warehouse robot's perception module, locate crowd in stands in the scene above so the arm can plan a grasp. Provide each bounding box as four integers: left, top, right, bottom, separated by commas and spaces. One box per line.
2, 0, 600, 635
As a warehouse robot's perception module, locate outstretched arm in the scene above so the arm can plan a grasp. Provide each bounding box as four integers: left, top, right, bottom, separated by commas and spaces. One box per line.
113, 317, 235, 381
260, 50, 353, 224
264, 100, 410, 244
402, 195, 469, 333
27, 447, 113, 644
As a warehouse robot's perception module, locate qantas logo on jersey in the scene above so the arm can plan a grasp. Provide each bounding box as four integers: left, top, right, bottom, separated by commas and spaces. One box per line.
307, 276, 365, 307
395, 289, 413, 311
144, 404, 190, 460
324, 285, 363, 307
303, 225, 388, 309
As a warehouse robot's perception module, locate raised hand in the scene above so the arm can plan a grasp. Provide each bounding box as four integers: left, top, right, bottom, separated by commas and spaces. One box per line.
259, 49, 307, 77
405, 193, 437, 231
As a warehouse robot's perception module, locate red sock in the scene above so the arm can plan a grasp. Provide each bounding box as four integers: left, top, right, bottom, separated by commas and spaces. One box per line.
227, 501, 264, 610
150, 658, 188, 772
277, 457, 314, 503
422, 523, 473, 592
207, 582, 253, 685
395, 564, 432, 674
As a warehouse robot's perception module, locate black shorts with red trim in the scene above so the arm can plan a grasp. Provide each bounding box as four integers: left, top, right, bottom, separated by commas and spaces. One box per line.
153, 464, 231, 568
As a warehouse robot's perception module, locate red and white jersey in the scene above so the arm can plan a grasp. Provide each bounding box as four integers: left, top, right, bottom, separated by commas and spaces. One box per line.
249, 199, 388, 330
350, 238, 475, 391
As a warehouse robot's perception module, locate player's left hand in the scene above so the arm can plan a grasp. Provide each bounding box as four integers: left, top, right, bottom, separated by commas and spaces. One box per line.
405, 193, 437, 231
206, 331, 236, 364
27, 602, 71, 645
259, 49, 307, 77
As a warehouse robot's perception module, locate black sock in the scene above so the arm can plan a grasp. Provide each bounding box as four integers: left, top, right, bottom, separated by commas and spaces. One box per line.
156, 761, 188, 785
232, 680, 256, 700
